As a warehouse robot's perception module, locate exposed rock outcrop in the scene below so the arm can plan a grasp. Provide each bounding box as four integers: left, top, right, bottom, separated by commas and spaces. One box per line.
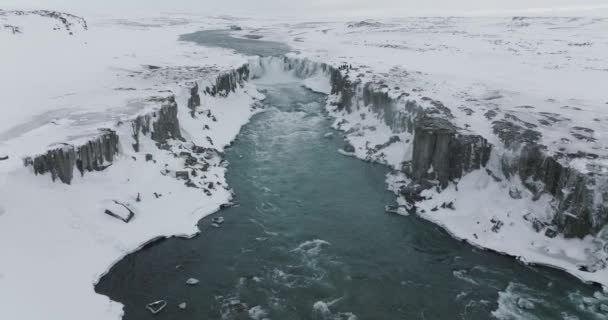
131, 96, 182, 151
410, 116, 492, 189
311, 55, 606, 238
24, 129, 119, 184
187, 83, 201, 117
205, 65, 249, 97
501, 143, 608, 237
23, 63, 249, 185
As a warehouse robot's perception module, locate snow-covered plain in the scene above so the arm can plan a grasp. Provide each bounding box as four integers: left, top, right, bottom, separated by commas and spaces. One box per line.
2, 9, 608, 320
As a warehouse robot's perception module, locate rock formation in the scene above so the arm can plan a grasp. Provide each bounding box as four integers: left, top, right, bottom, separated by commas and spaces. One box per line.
24, 129, 119, 184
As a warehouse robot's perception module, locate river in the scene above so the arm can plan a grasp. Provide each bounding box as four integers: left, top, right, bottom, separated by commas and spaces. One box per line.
95, 31, 606, 320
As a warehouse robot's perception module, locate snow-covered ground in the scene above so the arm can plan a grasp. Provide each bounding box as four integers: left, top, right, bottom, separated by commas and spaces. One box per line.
0, 11, 264, 320
2, 8, 608, 320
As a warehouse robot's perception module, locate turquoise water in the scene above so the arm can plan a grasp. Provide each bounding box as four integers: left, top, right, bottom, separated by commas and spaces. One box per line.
96, 81, 605, 320
180, 30, 292, 57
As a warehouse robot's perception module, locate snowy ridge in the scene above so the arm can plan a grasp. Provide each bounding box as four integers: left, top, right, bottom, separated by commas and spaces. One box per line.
0, 9, 87, 34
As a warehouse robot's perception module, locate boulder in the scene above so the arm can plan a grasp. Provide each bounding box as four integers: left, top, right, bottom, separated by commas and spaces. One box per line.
343, 143, 355, 153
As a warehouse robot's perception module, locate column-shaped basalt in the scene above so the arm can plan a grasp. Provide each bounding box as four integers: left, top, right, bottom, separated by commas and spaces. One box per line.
187, 82, 201, 117
411, 116, 491, 189
24, 128, 119, 184
206, 64, 250, 97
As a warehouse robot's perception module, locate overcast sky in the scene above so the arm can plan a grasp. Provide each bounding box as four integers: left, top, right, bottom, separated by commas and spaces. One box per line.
4, 0, 608, 17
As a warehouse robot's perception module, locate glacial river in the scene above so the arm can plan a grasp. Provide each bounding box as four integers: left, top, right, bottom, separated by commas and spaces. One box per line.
95, 31, 607, 320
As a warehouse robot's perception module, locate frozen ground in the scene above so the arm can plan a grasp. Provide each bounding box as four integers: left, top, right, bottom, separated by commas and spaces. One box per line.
1, 8, 608, 320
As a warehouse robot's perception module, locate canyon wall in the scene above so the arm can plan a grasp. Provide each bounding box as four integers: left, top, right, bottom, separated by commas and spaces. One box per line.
23, 65, 250, 185
23, 55, 607, 238
263, 56, 606, 238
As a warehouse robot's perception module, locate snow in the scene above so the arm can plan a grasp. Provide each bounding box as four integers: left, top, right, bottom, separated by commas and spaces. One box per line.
389, 167, 608, 286
0, 12, 262, 320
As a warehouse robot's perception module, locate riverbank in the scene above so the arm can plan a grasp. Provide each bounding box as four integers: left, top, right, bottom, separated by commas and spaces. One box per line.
97, 69, 608, 320
0, 13, 264, 320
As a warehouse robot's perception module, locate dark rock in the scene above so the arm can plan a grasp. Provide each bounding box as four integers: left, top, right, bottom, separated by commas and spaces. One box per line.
0, 155, 8, 161
544, 228, 558, 238
131, 96, 182, 151
411, 116, 491, 189
145, 154, 153, 162
187, 83, 201, 117
532, 219, 546, 232
192, 145, 206, 154
578, 265, 591, 272
441, 202, 455, 210
185, 180, 198, 188
175, 171, 189, 180
492, 120, 541, 148
207, 65, 249, 97
374, 135, 401, 150
506, 144, 608, 238
24, 129, 119, 184
400, 182, 430, 204
343, 143, 355, 153
103, 201, 135, 223
509, 187, 522, 199
484, 110, 498, 120
179, 152, 198, 166
491, 218, 504, 233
